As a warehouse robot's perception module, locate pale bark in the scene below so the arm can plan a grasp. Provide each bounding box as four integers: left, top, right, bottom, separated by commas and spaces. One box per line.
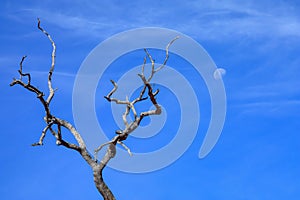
11, 19, 177, 200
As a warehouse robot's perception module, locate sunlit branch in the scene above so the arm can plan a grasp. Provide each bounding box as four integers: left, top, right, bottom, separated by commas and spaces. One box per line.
37, 18, 56, 104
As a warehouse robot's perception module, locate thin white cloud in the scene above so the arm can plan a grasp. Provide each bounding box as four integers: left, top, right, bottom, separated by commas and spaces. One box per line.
233, 99, 300, 117
181, 0, 300, 40
238, 100, 300, 108
14, 8, 131, 39
230, 78, 300, 116
30, 70, 76, 78
235, 80, 300, 99
4, 0, 299, 117
9, 1, 300, 41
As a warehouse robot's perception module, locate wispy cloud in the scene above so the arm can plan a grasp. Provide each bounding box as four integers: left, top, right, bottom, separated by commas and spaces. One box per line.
30, 70, 76, 78
182, 0, 300, 40
4, 0, 299, 117
230, 78, 300, 116
233, 99, 300, 117
235, 80, 300, 99
7, 0, 300, 42
9, 7, 134, 40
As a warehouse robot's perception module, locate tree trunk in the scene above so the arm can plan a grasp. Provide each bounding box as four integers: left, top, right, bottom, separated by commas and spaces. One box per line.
93, 165, 116, 200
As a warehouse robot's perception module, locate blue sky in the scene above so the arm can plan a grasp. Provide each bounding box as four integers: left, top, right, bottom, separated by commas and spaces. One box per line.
1, 0, 300, 199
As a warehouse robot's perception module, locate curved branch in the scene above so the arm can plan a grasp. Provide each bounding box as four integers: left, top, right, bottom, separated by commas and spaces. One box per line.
37, 18, 56, 104
32, 122, 54, 146
156, 36, 179, 72
95, 37, 177, 161
18, 56, 31, 84
11, 19, 178, 200
93, 146, 116, 200
54, 118, 86, 149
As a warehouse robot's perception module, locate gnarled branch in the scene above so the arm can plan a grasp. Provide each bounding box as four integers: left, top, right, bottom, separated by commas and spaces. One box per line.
11, 18, 178, 200
37, 18, 56, 104
10, 19, 113, 200
94, 36, 178, 160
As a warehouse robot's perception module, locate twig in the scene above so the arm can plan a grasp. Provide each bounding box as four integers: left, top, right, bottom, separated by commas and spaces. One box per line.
94, 37, 178, 160
31, 122, 54, 146
37, 18, 56, 104
118, 141, 132, 156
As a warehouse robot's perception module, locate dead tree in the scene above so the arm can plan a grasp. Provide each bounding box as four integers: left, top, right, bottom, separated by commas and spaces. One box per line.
10, 19, 177, 200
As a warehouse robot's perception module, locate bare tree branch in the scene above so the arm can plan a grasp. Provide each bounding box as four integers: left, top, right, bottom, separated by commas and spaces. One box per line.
37, 18, 56, 104
31, 121, 54, 146
118, 141, 133, 156
10, 19, 112, 199
11, 18, 178, 200
156, 36, 179, 72
18, 56, 31, 83
94, 36, 178, 162
145, 36, 179, 82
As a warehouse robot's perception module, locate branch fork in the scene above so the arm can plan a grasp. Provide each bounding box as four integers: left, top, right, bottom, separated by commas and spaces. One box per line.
94, 36, 179, 160
11, 18, 178, 200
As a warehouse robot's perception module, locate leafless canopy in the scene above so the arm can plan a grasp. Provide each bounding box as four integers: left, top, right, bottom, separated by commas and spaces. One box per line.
10, 19, 178, 200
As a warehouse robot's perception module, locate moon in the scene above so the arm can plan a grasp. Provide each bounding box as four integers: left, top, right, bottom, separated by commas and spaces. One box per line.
213, 68, 226, 80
